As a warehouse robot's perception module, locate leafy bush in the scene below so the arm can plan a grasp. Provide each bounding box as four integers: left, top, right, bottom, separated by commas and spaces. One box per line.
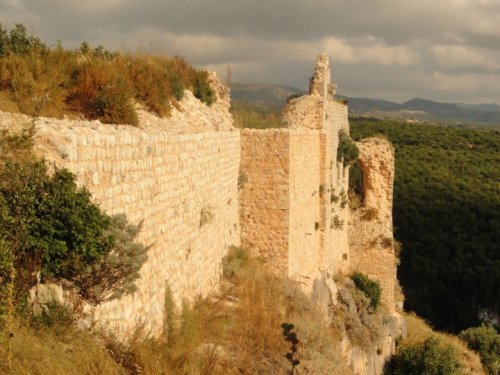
351, 272, 381, 310
0, 23, 46, 56
75, 214, 149, 304
459, 325, 500, 374
337, 130, 359, 166
333, 281, 383, 349
0, 127, 147, 307
385, 336, 461, 375
349, 161, 364, 199
126, 56, 173, 117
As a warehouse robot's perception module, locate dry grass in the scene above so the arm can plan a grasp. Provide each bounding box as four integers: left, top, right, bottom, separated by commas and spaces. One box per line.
402, 312, 485, 374
103, 248, 352, 374
1, 247, 354, 374
0, 321, 123, 375
0, 27, 215, 125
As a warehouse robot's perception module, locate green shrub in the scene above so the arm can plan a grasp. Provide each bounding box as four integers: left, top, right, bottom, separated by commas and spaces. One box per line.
349, 161, 364, 199
332, 281, 383, 350
193, 70, 215, 106
385, 336, 461, 375
459, 325, 500, 374
0, 23, 45, 56
351, 272, 381, 310
337, 130, 359, 166
0, 127, 148, 307
75, 213, 149, 304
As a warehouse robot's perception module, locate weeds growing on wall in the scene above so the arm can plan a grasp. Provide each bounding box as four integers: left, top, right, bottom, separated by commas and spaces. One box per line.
351, 272, 381, 311
0, 24, 215, 125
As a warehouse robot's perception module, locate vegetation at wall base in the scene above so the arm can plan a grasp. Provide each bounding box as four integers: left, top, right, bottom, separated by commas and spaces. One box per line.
0, 23, 215, 125
2, 245, 358, 374
387, 313, 485, 374
385, 336, 461, 375
350, 117, 499, 333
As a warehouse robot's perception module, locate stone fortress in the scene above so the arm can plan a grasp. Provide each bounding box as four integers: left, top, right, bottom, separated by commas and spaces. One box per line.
0, 53, 402, 374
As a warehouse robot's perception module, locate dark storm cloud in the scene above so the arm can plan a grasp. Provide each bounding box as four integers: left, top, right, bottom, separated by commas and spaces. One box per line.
0, 0, 499, 103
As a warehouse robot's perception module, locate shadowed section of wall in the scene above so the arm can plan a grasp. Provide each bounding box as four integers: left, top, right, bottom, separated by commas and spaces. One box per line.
348, 137, 396, 313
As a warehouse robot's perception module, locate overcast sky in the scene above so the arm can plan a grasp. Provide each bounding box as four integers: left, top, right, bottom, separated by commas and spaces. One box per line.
1, 0, 499, 103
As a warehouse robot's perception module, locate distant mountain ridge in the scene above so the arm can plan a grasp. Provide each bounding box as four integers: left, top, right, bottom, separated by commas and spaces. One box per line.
230, 83, 500, 126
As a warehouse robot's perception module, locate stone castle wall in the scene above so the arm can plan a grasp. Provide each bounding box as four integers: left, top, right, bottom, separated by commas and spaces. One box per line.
0, 83, 241, 335
288, 129, 322, 284
239, 54, 397, 317
0, 55, 400, 345
239, 129, 290, 277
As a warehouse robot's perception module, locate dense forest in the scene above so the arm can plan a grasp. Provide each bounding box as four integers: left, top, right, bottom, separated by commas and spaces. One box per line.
350, 117, 499, 333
